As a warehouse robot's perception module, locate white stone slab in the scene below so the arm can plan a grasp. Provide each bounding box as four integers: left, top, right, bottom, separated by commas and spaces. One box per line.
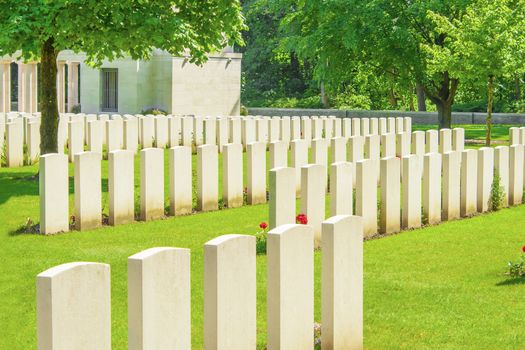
109, 150, 135, 225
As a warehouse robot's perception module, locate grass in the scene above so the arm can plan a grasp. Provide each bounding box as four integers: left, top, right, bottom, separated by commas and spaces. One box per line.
1, 123, 525, 349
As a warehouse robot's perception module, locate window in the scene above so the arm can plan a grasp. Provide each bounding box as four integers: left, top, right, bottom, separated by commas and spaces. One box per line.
101, 68, 118, 112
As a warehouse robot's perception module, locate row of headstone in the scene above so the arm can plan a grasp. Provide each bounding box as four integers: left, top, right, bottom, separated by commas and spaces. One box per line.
36, 218, 363, 350
39, 142, 268, 234
38, 127, 467, 234
269, 144, 525, 239
1, 112, 415, 166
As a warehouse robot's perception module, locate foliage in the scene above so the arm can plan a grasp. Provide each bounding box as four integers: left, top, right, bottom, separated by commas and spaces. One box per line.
71, 104, 81, 114
314, 323, 322, 349
141, 108, 167, 116
490, 172, 505, 211
0, 0, 246, 153
507, 247, 525, 277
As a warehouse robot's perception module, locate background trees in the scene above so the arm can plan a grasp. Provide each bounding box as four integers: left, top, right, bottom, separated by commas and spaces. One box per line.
0, 1, 245, 154
241, 0, 525, 133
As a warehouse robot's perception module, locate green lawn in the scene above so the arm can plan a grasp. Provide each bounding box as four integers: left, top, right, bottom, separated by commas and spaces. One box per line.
1, 125, 525, 349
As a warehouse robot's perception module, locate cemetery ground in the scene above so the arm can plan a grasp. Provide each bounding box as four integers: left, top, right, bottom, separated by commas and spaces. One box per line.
1, 123, 524, 349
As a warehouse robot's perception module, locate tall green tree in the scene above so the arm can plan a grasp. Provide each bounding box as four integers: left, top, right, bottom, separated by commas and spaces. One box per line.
270, 0, 477, 128
427, 0, 525, 145
0, 1, 245, 154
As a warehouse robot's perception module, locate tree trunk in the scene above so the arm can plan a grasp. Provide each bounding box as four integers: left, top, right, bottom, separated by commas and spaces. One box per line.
416, 83, 426, 111
514, 77, 521, 101
486, 75, 494, 146
320, 81, 329, 108
388, 87, 397, 107
435, 100, 453, 130
422, 72, 458, 129
40, 38, 59, 154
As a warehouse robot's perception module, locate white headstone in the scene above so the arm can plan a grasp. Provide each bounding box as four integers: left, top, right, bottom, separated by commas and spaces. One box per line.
169, 146, 193, 215
140, 148, 165, 220
197, 144, 219, 211
109, 150, 135, 225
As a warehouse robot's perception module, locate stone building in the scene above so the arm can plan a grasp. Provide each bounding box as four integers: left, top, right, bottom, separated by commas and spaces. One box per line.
0, 48, 241, 116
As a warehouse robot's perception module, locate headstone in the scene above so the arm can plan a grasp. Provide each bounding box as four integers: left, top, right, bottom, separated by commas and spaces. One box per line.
351, 118, 361, 136
194, 116, 204, 146
330, 162, 353, 216
312, 118, 323, 139
68, 120, 83, 162
269, 117, 280, 142
301, 164, 326, 247
242, 118, 256, 150
270, 140, 288, 169
342, 118, 352, 138
460, 149, 478, 217
425, 130, 438, 153
108, 150, 135, 225
509, 127, 520, 146
39, 154, 69, 234
291, 117, 301, 140
88, 120, 103, 154
168, 115, 181, 147
269, 167, 296, 229
441, 151, 461, 221
333, 117, 342, 137
256, 118, 268, 143
452, 128, 465, 152
140, 148, 165, 221
124, 118, 139, 154
204, 235, 256, 350
378, 118, 387, 135
181, 117, 193, 147
128, 248, 190, 350
348, 135, 364, 186
74, 152, 102, 230
229, 117, 242, 144
154, 116, 169, 148
169, 146, 193, 216
301, 117, 312, 147
37, 263, 110, 350
439, 128, 452, 154
331, 137, 347, 163
477, 147, 494, 212
27, 120, 40, 164
369, 118, 379, 135
423, 152, 442, 224
395, 117, 404, 133
396, 132, 410, 158
312, 138, 329, 171
381, 132, 395, 158
267, 224, 313, 350
380, 157, 401, 234
321, 215, 363, 350
106, 119, 122, 153
291, 139, 308, 196
509, 145, 524, 205
141, 117, 155, 148
324, 117, 334, 139
356, 159, 377, 236
387, 117, 395, 133
404, 117, 412, 134
280, 116, 291, 144
197, 144, 218, 211
402, 155, 422, 229
360, 118, 370, 136
222, 143, 243, 208
247, 142, 267, 205
216, 118, 229, 152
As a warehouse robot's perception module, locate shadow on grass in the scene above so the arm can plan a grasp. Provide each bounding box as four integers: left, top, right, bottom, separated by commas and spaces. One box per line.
495, 277, 525, 286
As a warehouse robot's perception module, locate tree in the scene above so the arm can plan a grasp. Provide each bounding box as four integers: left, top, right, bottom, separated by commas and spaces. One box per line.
0, 1, 245, 154
427, 0, 525, 145
270, 0, 479, 128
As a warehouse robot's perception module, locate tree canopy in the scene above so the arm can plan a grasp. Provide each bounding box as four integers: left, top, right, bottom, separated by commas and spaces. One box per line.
0, 0, 246, 153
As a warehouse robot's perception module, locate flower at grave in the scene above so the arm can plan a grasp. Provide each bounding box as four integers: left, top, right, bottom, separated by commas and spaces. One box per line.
256, 221, 269, 255
522, 245, 525, 253
259, 222, 268, 229
296, 213, 308, 225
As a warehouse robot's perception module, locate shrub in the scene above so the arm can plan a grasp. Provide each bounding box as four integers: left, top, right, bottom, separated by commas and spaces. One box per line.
141, 107, 167, 116
490, 171, 505, 211
240, 105, 249, 116
71, 104, 81, 114
507, 246, 525, 277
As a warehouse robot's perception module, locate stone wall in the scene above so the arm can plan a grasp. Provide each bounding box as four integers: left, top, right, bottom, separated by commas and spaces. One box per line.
248, 108, 525, 125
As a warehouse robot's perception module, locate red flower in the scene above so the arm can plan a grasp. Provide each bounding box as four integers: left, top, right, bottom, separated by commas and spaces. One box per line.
522, 245, 525, 253
296, 214, 308, 225
259, 222, 268, 229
